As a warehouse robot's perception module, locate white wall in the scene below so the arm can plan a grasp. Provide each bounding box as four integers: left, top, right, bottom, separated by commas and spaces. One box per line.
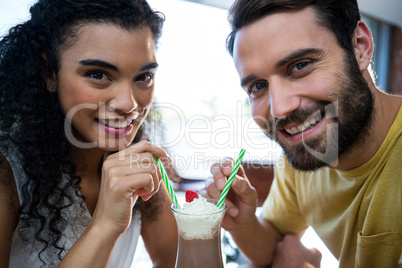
185, 0, 402, 29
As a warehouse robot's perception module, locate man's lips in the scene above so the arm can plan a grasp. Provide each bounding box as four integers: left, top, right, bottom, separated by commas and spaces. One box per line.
283, 112, 323, 136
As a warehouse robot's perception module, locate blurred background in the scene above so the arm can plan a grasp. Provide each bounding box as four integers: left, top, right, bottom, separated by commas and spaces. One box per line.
1, 0, 401, 267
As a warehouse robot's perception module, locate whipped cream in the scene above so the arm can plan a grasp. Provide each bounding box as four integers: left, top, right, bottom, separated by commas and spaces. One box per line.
174, 196, 225, 240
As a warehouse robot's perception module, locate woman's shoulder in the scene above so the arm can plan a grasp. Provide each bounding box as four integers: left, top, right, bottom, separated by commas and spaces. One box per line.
0, 138, 26, 205
0, 152, 20, 267
0, 151, 20, 215
0, 150, 16, 185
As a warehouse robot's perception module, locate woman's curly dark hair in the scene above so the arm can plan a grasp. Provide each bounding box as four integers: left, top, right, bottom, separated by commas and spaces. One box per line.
0, 0, 165, 265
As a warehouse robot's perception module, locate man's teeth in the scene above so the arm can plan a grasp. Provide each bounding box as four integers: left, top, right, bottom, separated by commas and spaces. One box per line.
285, 113, 322, 135
99, 119, 132, 129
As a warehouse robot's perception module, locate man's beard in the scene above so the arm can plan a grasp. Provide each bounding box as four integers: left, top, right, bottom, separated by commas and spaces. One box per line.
264, 54, 374, 171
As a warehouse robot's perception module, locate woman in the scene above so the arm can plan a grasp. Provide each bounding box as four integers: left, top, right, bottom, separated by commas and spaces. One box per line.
0, 0, 178, 267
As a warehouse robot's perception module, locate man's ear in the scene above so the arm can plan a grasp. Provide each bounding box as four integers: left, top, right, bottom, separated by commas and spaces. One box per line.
352, 20, 374, 72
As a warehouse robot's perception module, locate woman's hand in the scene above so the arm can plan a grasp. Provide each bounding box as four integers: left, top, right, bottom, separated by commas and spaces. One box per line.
91, 140, 171, 236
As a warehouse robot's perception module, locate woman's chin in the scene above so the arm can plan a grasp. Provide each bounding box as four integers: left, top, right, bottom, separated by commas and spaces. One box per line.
98, 140, 133, 152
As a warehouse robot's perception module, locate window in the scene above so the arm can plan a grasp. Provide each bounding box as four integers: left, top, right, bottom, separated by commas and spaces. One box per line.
147, 0, 281, 180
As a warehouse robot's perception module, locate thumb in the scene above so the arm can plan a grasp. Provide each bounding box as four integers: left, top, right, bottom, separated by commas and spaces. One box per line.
236, 164, 247, 179
231, 175, 258, 206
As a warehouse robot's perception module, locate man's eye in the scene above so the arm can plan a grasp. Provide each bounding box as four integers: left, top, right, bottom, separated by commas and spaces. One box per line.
292, 61, 309, 72
249, 81, 268, 93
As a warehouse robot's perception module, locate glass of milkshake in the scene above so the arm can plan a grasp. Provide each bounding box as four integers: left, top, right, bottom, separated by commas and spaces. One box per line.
171, 191, 227, 268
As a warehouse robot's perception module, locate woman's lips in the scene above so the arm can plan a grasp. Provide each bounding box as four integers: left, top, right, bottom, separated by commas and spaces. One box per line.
97, 117, 136, 136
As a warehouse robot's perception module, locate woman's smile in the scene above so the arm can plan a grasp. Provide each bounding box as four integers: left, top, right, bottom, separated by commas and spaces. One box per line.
97, 117, 135, 136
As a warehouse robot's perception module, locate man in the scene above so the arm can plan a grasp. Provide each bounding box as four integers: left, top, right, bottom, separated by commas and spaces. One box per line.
206, 0, 402, 267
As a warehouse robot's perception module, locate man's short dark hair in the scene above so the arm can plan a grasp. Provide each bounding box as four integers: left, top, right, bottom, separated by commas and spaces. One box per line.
226, 0, 361, 57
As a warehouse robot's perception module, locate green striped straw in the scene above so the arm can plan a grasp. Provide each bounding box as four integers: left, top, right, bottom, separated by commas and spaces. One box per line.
155, 157, 180, 209
216, 148, 246, 209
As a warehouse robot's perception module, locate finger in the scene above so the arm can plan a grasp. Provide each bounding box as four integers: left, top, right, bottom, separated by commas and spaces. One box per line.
131, 140, 172, 164
307, 247, 322, 267
111, 151, 155, 166
205, 177, 214, 188
236, 164, 247, 178
135, 163, 160, 199
210, 163, 227, 190
127, 153, 161, 194
210, 162, 225, 177
106, 151, 159, 175
205, 179, 238, 216
131, 173, 154, 194
109, 140, 172, 165
230, 175, 258, 207
220, 158, 235, 177
205, 179, 224, 200
139, 175, 162, 201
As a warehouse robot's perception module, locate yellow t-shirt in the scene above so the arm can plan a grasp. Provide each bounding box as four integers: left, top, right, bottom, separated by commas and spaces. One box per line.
262, 105, 402, 268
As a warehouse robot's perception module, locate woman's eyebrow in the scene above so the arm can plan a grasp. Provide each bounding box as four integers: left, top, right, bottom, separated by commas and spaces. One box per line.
138, 62, 158, 72
79, 60, 158, 73
79, 59, 118, 72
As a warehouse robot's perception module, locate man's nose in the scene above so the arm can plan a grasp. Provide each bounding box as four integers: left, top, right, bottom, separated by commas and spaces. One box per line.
269, 79, 301, 119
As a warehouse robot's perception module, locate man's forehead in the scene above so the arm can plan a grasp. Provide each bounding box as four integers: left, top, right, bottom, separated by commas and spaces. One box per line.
233, 6, 322, 48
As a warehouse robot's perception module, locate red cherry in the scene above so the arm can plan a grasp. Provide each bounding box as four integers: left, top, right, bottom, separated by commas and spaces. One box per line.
185, 190, 199, 202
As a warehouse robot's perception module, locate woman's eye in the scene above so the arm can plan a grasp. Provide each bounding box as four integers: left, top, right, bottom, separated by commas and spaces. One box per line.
87, 71, 109, 81
136, 72, 155, 82
249, 81, 268, 94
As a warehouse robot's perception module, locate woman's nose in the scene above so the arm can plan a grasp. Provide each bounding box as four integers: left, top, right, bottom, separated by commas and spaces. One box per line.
108, 84, 137, 113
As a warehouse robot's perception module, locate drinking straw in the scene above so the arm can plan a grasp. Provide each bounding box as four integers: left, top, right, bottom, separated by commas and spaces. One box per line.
155, 156, 181, 209
216, 148, 246, 209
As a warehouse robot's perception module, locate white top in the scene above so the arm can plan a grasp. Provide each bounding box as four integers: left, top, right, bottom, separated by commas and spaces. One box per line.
2, 142, 141, 268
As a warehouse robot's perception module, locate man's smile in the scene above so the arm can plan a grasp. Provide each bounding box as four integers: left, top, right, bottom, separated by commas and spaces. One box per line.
284, 112, 323, 136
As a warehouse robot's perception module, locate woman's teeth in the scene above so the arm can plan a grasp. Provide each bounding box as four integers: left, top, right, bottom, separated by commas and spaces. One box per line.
99, 119, 132, 129
285, 113, 322, 136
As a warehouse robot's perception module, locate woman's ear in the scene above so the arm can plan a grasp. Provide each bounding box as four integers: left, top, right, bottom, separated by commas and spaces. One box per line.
46, 74, 57, 93
352, 20, 374, 72
42, 53, 57, 93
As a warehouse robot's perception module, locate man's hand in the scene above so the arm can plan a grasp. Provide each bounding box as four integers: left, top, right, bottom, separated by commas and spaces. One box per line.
272, 234, 322, 268
205, 159, 258, 231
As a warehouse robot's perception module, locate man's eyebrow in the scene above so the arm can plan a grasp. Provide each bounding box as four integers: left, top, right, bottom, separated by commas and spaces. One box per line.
240, 48, 323, 88
275, 48, 323, 68
241, 74, 258, 88
79, 59, 119, 72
